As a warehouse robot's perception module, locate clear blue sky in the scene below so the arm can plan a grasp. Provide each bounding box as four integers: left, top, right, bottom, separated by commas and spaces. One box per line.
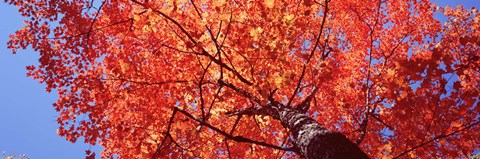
0, 3, 101, 159
0, 1, 478, 158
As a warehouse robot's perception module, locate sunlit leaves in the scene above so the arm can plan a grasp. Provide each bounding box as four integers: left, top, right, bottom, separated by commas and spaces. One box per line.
5, 0, 480, 158
264, 0, 275, 9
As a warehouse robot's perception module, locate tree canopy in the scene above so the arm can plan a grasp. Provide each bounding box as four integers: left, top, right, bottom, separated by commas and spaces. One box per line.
5, 0, 480, 158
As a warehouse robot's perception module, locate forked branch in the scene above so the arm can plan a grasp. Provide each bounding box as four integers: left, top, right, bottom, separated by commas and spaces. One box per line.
175, 107, 298, 152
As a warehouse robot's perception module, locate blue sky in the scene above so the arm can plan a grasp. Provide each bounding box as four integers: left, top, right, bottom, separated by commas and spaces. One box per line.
0, 1, 478, 159
0, 3, 102, 159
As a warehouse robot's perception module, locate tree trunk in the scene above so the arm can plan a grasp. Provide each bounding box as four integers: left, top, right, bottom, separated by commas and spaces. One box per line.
278, 107, 369, 159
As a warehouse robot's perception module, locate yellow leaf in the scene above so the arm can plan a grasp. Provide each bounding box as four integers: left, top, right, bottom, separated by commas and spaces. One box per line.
184, 94, 192, 103
409, 153, 416, 158
264, 0, 275, 8
384, 143, 392, 152
386, 69, 395, 81
119, 60, 129, 74
274, 76, 283, 88
255, 115, 264, 123
250, 27, 263, 41
452, 120, 462, 127
219, 13, 230, 21
208, 107, 226, 117
198, 31, 210, 42
283, 14, 295, 24
213, 0, 226, 6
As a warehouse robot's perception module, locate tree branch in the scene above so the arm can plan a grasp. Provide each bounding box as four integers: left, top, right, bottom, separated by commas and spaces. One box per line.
218, 79, 261, 104
225, 106, 279, 120
307, 0, 330, 63
130, 0, 254, 85
287, 0, 330, 108
295, 86, 319, 113
175, 107, 298, 152
393, 120, 480, 158
286, 65, 306, 107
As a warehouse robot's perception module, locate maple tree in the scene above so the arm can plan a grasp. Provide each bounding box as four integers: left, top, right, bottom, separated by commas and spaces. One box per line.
4, 0, 480, 158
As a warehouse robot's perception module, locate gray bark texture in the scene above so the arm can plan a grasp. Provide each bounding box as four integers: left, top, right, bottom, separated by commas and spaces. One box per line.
278, 107, 369, 159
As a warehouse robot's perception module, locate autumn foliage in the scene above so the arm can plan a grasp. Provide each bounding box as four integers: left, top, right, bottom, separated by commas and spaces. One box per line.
5, 0, 480, 158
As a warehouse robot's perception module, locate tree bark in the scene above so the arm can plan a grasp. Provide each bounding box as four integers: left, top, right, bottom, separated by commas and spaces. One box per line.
278, 107, 369, 159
